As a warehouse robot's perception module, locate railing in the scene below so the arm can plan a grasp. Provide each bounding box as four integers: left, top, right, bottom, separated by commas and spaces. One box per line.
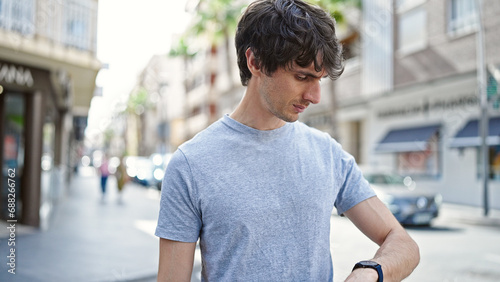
0, 0, 97, 54
0, 0, 36, 36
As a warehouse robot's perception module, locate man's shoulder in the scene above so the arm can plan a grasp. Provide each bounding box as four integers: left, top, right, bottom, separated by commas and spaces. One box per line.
178, 118, 231, 154
294, 121, 333, 142
292, 121, 349, 157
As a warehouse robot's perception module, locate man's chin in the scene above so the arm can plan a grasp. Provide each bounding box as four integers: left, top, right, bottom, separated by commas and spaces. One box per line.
280, 114, 299, 123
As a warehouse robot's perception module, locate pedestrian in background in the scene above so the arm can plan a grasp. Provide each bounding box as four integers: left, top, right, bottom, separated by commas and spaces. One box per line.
99, 154, 110, 202
156, 0, 419, 281
115, 156, 128, 204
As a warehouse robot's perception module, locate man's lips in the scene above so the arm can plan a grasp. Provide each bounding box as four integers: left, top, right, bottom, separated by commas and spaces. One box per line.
293, 104, 307, 113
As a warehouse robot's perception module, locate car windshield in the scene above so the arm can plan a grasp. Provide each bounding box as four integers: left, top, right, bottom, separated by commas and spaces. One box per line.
364, 173, 407, 185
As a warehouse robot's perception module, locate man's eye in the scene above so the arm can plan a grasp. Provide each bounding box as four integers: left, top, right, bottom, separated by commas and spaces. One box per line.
297, 75, 307, 81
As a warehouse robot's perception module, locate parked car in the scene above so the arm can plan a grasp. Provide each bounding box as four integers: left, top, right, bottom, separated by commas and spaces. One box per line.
125, 156, 157, 187
125, 154, 172, 190
150, 153, 172, 190
362, 171, 442, 226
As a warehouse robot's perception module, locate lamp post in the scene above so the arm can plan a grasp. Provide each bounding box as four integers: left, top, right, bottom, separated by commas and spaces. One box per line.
475, 0, 489, 216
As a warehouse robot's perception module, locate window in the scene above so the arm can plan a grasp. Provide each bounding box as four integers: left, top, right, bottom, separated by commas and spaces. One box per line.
1, 92, 26, 220
63, 0, 97, 51
479, 146, 500, 181
448, 0, 478, 36
398, 5, 427, 55
0, 0, 35, 36
396, 133, 440, 177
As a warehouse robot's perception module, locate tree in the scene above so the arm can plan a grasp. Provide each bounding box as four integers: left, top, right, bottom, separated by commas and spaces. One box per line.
178, 0, 246, 124
188, 0, 244, 78
125, 87, 152, 156
308, 0, 361, 24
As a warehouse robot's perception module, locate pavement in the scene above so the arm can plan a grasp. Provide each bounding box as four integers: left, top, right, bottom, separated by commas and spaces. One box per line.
0, 167, 499, 282
0, 167, 162, 282
434, 201, 500, 229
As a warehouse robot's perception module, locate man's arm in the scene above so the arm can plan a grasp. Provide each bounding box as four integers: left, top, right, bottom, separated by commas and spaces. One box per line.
343, 196, 420, 282
157, 238, 196, 282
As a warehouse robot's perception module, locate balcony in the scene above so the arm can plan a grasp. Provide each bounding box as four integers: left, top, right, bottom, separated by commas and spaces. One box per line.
0, 0, 100, 113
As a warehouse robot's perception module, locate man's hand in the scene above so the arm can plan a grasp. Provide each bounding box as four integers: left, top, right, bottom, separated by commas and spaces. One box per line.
345, 268, 379, 282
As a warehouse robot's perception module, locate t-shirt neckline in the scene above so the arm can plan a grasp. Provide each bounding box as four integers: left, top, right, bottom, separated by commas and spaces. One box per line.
222, 114, 294, 137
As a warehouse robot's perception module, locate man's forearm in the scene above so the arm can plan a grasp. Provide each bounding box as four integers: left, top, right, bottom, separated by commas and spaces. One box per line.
370, 228, 420, 281
344, 197, 420, 281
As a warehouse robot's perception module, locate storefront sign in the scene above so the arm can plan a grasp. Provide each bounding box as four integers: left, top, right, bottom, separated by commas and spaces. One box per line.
0, 63, 34, 87
377, 95, 478, 119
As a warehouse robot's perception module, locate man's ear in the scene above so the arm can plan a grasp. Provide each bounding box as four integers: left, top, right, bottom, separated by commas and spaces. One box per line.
246, 48, 261, 77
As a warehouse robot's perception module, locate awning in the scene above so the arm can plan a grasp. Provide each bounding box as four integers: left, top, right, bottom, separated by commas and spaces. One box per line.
449, 117, 500, 147
375, 124, 440, 153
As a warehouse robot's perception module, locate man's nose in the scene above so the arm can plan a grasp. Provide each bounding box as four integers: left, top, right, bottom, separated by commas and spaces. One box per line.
303, 81, 321, 104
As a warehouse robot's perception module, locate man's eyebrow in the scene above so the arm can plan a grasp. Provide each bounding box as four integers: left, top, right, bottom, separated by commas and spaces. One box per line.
295, 70, 328, 79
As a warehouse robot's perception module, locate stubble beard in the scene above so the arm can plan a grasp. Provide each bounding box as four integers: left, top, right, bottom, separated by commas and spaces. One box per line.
270, 105, 299, 123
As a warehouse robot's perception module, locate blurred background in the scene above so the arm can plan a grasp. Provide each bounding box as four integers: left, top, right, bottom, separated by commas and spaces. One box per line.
0, 0, 500, 281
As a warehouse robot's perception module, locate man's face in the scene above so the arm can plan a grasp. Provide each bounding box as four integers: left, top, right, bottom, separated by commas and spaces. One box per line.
258, 61, 325, 123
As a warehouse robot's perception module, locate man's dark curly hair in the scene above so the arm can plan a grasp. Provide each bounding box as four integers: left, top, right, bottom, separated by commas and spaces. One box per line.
235, 0, 344, 86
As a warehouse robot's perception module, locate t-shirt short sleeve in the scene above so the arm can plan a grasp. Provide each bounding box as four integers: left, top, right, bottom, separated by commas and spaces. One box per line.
332, 139, 376, 215
155, 149, 201, 242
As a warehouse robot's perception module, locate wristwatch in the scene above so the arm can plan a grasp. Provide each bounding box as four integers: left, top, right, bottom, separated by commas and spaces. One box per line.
352, 260, 383, 282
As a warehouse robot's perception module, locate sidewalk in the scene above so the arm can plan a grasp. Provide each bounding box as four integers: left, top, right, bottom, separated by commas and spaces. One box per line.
434, 202, 500, 228
0, 167, 161, 282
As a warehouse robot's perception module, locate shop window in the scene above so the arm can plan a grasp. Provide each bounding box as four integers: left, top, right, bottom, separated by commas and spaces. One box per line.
486, 146, 500, 180
397, 3, 427, 55
448, 0, 478, 36
396, 134, 440, 177
1, 93, 25, 220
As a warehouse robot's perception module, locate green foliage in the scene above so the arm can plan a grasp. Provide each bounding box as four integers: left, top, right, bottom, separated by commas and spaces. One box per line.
127, 87, 151, 115
306, 0, 361, 24
7, 114, 24, 128
169, 37, 197, 58
189, 0, 244, 45
103, 128, 115, 146
168, 0, 245, 57
168, 0, 361, 57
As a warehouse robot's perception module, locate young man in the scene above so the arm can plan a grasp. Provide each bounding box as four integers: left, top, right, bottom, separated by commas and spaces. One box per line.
156, 0, 420, 281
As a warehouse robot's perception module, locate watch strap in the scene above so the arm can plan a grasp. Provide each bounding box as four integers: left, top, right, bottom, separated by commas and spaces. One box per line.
352, 260, 383, 282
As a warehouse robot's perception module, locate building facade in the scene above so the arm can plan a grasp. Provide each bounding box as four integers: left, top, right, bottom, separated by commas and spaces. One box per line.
151, 0, 500, 209
0, 0, 100, 228
127, 54, 186, 156
335, 0, 500, 209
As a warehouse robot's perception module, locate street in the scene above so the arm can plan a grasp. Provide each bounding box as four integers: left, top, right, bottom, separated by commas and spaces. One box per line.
330, 215, 500, 282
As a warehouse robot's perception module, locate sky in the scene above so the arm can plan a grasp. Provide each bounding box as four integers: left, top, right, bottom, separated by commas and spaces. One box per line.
87, 0, 191, 138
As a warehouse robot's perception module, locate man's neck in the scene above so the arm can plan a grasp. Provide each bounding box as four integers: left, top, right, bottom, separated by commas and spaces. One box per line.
230, 89, 286, 131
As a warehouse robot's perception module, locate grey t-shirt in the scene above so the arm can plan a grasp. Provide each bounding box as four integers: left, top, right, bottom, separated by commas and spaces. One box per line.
155, 115, 375, 281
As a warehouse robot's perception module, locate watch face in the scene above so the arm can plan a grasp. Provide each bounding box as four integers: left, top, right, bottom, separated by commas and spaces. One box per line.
360, 260, 379, 267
